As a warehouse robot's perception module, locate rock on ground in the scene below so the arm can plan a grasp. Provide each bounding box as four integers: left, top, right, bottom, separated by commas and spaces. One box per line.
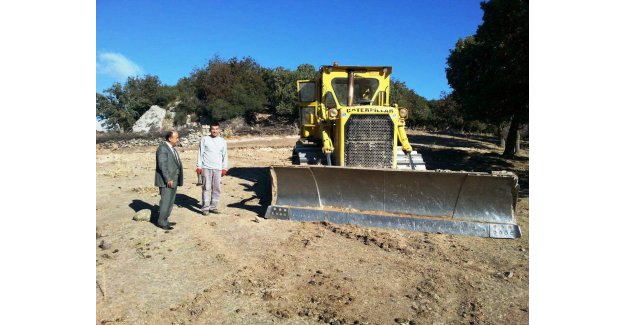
133, 209, 152, 222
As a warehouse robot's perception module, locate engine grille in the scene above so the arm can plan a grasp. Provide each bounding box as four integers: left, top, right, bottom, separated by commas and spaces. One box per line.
344, 115, 394, 168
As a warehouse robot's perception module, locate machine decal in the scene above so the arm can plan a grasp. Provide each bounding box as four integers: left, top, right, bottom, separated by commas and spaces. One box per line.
345, 108, 394, 114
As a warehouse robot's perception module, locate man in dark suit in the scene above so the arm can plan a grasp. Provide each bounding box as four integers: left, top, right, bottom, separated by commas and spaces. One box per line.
154, 130, 184, 230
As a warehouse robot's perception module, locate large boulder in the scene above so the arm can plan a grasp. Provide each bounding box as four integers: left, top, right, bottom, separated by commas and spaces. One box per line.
132, 105, 167, 133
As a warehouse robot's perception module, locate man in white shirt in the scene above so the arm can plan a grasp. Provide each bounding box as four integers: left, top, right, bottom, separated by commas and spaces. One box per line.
196, 122, 228, 215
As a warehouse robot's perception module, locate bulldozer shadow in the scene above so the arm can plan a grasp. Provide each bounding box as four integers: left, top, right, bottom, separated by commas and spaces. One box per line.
407, 132, 529, 151
417, 146, 529, 198
407, 133, 497, 150
226, 167, 271, 217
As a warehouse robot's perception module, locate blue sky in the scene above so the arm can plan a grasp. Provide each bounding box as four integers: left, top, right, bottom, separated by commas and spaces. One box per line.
96, 0, 484, 100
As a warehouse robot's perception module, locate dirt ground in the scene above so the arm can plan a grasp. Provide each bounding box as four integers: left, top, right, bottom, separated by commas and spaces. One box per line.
96, 131, 529, 325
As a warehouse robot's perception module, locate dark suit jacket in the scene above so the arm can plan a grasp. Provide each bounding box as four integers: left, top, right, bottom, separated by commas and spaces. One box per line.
155, 142, 184, 187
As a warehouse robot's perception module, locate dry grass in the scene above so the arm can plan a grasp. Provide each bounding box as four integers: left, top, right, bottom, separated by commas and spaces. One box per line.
102, 169, 130, 178
131, 186, 160, 195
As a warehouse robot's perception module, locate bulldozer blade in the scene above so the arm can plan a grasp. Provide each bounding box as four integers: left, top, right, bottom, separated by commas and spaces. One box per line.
265, 166, 521, 238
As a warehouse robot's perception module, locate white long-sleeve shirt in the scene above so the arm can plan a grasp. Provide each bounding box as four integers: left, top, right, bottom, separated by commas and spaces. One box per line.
196, 135, 228, 170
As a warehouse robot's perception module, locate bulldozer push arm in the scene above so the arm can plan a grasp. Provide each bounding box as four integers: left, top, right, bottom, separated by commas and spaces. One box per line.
396, 106, 413, 154
395, 109, 416, 169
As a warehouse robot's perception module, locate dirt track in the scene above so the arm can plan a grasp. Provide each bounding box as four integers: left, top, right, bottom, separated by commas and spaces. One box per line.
96, 131, 529, 325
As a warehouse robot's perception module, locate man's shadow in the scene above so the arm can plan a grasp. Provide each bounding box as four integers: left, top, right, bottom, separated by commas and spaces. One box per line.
225, 167, 271, 217
174, 193, 203, 214
129, 193, 203, 225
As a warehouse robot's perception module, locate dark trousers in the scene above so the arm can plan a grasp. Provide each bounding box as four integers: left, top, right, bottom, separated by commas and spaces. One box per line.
157, 186, 177, 226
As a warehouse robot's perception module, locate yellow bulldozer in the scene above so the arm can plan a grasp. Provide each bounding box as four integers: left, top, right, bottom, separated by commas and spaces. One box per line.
265, 65, 521, 238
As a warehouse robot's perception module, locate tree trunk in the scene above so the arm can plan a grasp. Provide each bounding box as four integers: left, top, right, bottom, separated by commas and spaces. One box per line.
503, 115, 519, 158
498, 123, 506, 148
515, 128, 521, 152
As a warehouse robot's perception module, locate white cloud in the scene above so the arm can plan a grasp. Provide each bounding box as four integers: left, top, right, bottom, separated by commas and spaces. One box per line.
97, 52, 144, 81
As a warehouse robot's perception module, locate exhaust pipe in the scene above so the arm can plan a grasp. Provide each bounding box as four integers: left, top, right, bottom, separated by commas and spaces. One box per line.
347, 71, 354, 106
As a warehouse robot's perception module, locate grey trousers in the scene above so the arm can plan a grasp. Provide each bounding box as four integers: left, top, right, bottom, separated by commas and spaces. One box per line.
158, 186, 177, 226
201, 168, 222, 211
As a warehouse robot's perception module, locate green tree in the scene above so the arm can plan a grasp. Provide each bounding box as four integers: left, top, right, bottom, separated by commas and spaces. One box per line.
390, 79, 431, 127
429, 93, 464, 131
265, 67, 294, 116
155, 85, 178, 108
264, 63, 317, 118
124, 75, 175, 115
192, 56, 269, 121
96, 83, 137, 131
171, 77, 201, 125
446, 0, 528, 157
96, 75, 176, 131
294, 64, 316, 78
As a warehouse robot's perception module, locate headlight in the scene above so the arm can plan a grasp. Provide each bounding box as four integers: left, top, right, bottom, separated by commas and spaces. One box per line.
328, 108, 339, 118
399, 107, 409, 118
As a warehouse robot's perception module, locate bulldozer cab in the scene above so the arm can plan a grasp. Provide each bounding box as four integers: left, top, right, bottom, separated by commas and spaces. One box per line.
321, 66, 391, 108
297, 66, 391, 108
331, 77, 379, 105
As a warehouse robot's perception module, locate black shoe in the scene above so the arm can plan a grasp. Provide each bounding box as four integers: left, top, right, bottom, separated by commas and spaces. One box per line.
157, 224, 174, 230
167, 222, 177, 226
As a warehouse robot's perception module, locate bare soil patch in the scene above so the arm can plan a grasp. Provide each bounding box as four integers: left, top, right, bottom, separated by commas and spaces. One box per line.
96, 131, 529, 325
